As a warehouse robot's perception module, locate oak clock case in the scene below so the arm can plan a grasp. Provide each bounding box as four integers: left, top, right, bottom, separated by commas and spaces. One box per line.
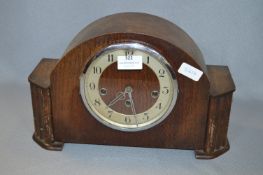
28, 13, 235, 159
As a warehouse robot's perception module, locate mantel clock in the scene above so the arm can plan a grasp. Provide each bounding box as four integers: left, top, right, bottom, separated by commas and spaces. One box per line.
29, 13, 235, 159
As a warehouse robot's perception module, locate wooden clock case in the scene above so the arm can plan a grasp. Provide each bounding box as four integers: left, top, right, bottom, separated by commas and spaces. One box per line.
28, 13, 235, 159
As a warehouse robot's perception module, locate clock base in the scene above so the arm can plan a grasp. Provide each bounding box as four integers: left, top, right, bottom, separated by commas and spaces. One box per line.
195, 139, 230, 159
33, 133, 64, 151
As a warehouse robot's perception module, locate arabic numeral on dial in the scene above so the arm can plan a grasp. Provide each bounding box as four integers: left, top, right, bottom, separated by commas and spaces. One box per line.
147, 56, 150, 64
93, 66, 102, 74
125, 51, 133, 60
124, 116, 131, 123
158, 69, 165, 77
162, 87, 169, 94
125, 51, 134, 56
156, 103, 162, 110
94, 99, 101, 106
89, 82, 95, 90
108, 110, 113, 118
144, 113, 150, 120
108, 54, 114, 62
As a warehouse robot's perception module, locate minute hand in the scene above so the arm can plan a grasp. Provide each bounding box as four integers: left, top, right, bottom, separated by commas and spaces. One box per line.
127, 91, 136, 115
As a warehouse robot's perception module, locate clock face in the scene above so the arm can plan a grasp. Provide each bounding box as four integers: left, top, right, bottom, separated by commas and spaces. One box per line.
80, 43, 178, 131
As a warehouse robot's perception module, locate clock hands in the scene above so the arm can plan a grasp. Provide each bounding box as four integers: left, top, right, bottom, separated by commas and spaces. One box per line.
108, 92, 126, 107
107, 86, 134, 108
125, 86, 139, 126
107, 86, 138, 126
125, 87, 136, 115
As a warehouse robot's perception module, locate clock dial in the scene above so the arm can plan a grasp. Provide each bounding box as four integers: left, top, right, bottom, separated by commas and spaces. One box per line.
80, 43, 178, 131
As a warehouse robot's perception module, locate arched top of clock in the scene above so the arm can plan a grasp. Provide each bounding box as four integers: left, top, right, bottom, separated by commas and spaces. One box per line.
63, 12, 207, 73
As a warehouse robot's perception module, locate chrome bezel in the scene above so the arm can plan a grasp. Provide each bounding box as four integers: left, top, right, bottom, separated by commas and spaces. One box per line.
80, 42, 178, 132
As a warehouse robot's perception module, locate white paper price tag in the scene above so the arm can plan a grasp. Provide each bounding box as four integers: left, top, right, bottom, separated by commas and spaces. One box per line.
178, 62, 203, 81
117, 55, 143, 70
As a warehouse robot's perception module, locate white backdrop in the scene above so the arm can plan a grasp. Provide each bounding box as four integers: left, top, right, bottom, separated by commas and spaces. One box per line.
0, 0, 262, 174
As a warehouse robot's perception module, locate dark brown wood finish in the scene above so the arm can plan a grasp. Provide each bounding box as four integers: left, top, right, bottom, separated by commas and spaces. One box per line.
29, 59, 63, 150
51, 35, 210, 149
195, 65, 235, 159
63, 13, 206, 73
28, 13, 235, 159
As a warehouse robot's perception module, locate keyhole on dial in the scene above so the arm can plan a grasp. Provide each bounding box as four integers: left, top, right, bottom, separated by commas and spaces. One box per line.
125, 100, 131, 107
151, 90, 159, 99
100, 88, 107, 96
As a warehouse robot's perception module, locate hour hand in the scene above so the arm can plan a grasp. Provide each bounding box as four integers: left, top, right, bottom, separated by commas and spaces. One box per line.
124, 86, 136, 115
125, 86, 138, 126
108, 92, 126, 107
